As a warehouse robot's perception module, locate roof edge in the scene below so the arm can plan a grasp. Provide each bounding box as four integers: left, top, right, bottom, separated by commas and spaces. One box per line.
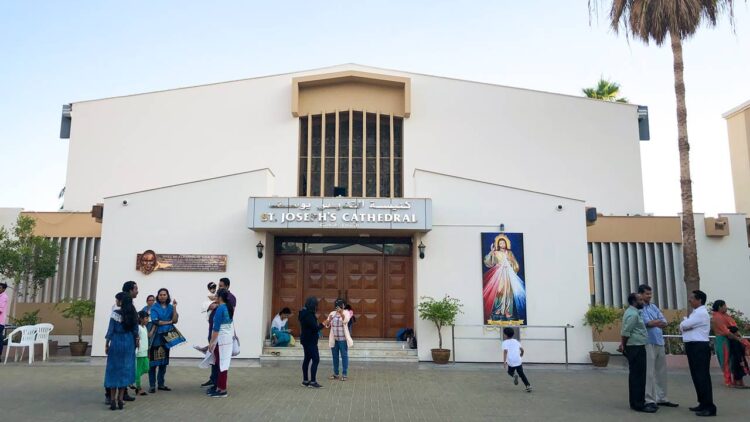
69, 63, 639, 108
412, 168, 585, 202
104, 168, 275, 199
722, 99, 750, 119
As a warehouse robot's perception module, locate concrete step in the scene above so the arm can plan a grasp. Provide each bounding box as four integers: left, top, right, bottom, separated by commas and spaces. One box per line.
264, 339, 411, 350
261, 339, 418, 362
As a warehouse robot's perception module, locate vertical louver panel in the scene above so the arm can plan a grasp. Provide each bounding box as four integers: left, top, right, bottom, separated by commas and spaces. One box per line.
17, 236, 100, 303
589, 242, 684, 309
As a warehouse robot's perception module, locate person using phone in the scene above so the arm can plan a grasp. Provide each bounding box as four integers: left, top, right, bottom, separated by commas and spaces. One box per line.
326, 299, 353, 381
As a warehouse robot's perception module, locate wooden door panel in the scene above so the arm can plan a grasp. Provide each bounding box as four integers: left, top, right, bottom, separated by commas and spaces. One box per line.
344, 256, 383, 338
304, 256, 343, 336
384, 256, 413, 338
272, 256, 303, 336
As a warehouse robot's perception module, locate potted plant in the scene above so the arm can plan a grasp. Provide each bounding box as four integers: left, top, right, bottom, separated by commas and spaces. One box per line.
58, 299, 95, 356
583, 305, 621, 367
418, 295, 463, 364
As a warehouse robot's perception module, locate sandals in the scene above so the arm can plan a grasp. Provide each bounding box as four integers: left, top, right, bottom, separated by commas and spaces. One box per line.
341, 376, 347, 381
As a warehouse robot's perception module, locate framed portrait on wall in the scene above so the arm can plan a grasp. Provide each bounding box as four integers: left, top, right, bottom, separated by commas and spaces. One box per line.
481, 233, 527, 325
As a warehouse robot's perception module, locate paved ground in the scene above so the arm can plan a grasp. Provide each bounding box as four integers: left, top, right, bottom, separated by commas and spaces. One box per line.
1, 355, 748, 421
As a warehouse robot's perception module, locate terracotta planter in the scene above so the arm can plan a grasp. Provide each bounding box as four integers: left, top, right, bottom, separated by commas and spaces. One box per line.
589, 351, 610, 367
431, 348, 451, 364
69, 341, 89, 356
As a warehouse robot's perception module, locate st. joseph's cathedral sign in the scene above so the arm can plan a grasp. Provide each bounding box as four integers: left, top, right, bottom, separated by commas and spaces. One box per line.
248, 197, 432, 231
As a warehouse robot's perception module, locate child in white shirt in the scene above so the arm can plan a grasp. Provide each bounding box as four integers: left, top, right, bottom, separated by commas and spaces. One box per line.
134, 311, 150, 395
502, 327, 532, 392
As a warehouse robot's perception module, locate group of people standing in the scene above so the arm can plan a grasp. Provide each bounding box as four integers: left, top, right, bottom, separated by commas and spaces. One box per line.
621, 286, 749, 418
103, 278, 237, 410
104, 281, 182, 410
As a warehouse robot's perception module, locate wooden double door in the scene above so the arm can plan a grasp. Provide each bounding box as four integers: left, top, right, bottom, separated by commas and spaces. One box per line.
273, 254, 412, 338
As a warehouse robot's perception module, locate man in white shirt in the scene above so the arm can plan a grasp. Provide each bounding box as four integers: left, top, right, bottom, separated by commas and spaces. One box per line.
680, 290, 716, 417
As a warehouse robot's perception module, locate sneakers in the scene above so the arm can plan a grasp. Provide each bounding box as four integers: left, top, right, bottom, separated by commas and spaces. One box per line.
206, 387, 217, 395
210, 390, 228, 398
525, 386, 533, 393
200, 380, 214, 387
513, 375, 519, 385
301, 381, 310, 387
307, 381, 324, 388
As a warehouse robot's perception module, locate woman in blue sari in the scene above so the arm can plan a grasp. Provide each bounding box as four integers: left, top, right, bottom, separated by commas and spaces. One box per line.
104, 292, 139, 410
271, 307, 293, 347
148, 288, 179, 393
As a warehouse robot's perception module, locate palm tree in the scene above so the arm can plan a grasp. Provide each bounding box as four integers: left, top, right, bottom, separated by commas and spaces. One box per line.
589, 0, 738, 306
582, 78, 628, 102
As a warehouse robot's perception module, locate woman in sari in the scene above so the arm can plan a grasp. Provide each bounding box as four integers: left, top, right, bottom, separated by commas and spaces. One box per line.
482, 234, 526, 322
148, 288, 179, 393
712, 300, 750, 388
207, 288, 234, 398
104, 292, 139, 410
271, 307, 294, 347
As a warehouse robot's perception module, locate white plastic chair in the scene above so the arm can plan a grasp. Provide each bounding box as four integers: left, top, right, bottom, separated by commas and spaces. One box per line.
33, 323, 54, 361
3, 325, 38, 365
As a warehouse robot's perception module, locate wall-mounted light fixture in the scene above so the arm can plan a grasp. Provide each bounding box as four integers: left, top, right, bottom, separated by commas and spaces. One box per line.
418, 241, 426, 259
256, 241, 264, 259
499, 223, 505, 232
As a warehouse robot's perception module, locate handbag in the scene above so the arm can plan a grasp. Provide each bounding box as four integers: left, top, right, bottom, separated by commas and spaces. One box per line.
164, 326, 186, 349
232, 330, 241, 356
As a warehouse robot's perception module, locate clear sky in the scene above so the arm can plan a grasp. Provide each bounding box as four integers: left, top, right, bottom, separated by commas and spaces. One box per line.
1, 1, 748, 215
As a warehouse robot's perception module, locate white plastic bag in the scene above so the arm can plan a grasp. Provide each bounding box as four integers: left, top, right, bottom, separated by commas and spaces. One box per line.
232, 334, 240, 356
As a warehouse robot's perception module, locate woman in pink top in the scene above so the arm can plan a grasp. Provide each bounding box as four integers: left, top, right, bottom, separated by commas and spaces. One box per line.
711, 300, 750, 388
0, 282, 8, 357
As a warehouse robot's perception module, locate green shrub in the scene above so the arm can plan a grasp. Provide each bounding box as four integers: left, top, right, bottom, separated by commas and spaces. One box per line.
583, 305, 622, 352
10, 309, 40, 326
418, 295, 463, 350
57, 299, 95, 343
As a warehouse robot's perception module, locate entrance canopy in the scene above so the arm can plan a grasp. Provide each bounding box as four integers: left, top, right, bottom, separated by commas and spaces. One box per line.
248, 197, 432, 232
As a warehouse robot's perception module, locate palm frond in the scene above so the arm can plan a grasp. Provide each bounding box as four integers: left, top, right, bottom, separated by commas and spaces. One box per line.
589, 0, 740, 45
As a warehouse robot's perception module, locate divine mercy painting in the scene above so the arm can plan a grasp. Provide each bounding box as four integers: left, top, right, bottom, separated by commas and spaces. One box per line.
481, 232, 527, 325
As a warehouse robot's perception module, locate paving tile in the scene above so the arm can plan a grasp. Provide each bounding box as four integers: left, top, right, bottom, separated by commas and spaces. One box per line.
0, 358, 745, 421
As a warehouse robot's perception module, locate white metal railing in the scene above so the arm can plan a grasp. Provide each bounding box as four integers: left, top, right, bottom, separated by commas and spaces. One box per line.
450, 324, 574, 365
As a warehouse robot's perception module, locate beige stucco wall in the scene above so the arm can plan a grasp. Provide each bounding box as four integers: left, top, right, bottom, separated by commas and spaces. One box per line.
587, 215, 681, 243
21, 211, 101, 237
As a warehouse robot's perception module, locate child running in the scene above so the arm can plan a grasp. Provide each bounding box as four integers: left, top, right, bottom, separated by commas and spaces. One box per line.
502, 327, 532, 392
134, 311, 150, 396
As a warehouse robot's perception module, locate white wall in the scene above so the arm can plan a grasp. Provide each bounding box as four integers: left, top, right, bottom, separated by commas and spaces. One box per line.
695, 213, 750, 314
414, 171, 593, 363
91, 170, 273, 358
64, 65, 644, 215
404, 73, 644, 215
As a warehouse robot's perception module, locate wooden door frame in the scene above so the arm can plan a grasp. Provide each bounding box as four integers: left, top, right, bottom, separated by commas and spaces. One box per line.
271, 240, 414, 339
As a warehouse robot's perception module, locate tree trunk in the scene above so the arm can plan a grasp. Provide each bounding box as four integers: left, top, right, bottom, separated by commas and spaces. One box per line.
435, 322, 442, 349
670, 31, 700, 311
